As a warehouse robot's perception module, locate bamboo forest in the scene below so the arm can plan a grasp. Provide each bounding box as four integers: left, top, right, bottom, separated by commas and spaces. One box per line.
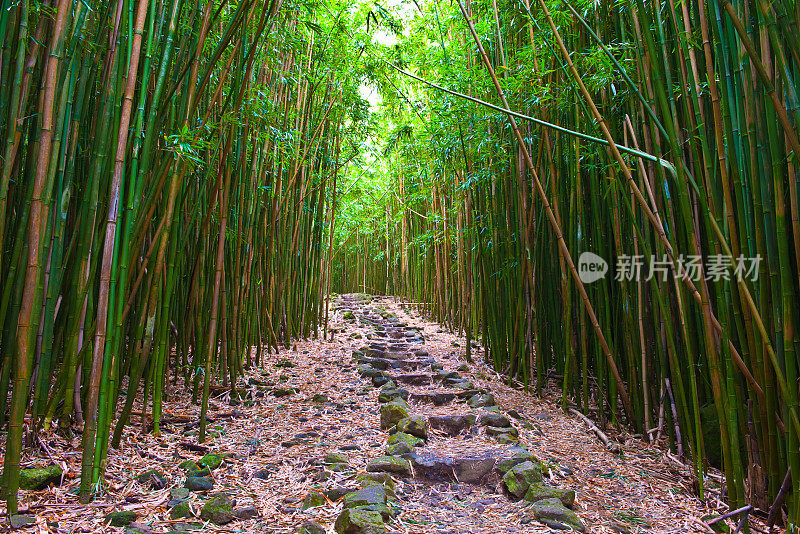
0, 0, 798, 531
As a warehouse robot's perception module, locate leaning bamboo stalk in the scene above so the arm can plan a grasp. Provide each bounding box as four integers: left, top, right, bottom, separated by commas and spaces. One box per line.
457, 0, 636, 424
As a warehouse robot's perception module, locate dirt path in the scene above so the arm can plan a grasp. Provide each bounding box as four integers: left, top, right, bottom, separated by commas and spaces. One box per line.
11, 294, 720, 533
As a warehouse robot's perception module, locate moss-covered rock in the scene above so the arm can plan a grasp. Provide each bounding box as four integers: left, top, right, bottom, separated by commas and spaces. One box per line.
527, 497, 585, 532
377, 388, 408, 403
497, 447, 537, 474
297, 521, 326, 534
495, 432, 519, 444
385, 441, 413, 456
357, 472, 395, 492
179, 460, 211, 478
486, 426, 518, 438
357, 365, 384, 379
106, 511, 139, 527
170, 501, 193, 520
467, 393, 496, 408
366, 456, 411, 476
295, 521, 325, 534
342, 486, 388, 509
200, 493, 235, 525
199, 453, 223, 470
312, 393, 328, 403
478, 413, 511, 428
334, 508, 386, 534
352, 504, 394, 521
19, 465, 63, 490
372, 376, 391, 387
324, 452, 349, 465
503, 461, 542, 499
395, 416, 427, 440
387, 432, 423, 448
302, 490, 326, 509
379, 399, 409, 430
178, 460, 199, 471
135, 468, 167, 489
524, 483, 575, 507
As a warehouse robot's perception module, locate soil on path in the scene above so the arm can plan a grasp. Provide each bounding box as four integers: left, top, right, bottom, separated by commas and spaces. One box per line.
6, 295, 725, 533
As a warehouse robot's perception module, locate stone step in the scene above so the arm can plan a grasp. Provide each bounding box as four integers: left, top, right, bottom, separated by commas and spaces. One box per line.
403, 449, 510, 485
428, 414, 475, 435
392, 373, 432, 386
408, 392, 456, 406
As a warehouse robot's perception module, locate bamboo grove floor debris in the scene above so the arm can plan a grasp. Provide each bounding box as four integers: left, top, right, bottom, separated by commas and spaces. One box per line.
1, 294, 754, 533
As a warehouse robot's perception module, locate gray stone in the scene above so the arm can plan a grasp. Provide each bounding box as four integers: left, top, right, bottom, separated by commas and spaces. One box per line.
106, 511, 139, 527
408, 391, 455, 405
252, 468, 272, 480
325, 487, 355, 501
171, 522, 204, 532
362, 357, 390, 370
324, 452, 349, 465
428, 414, 476, 436
436, 371, 460, 381
170, 488, 191, 500
372, 376, 392, 387
392, 373, 431, 386
184, 476, 214, 492
495, 432, 519, 444
136, 468, 167, 489
478, 413, 511, 428
9, 515, 36, 529
468, 393, 496, 408
233, 506, 259, 520
357, 365, 384, 378
406, 451, 499, 484
124, 523, 155, 534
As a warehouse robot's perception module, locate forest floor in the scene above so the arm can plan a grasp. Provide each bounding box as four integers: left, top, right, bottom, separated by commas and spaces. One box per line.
5, 295, 744, 533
